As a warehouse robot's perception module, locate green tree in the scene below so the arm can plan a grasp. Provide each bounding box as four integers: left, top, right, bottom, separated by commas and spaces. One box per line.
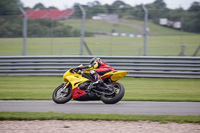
92, 5, 108, 14
92, 1, 101, 6
48, 6, 58, 10
33, 3, 46, 10
110, 0, 132, 18
0, 20, 22, 37
72, 3, 82, 18
132, 5, 143, 20
110, 0, 126, 14
153, 0, 167, 8
0, 0, 22, 15
112, 0, 127, 8
0, 0, 22, 37
183, 11, 200, 32
188, 2, 200, 11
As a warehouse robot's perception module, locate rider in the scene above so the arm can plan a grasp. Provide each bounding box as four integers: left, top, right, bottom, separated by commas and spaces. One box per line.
75, 57, 114, 89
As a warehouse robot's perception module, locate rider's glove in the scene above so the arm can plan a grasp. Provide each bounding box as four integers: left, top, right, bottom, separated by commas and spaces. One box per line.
74, 67, 81, 72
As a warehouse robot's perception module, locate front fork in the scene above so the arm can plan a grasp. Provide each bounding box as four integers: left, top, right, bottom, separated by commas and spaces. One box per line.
57, 82, 70, 97
63, 82, 69, 91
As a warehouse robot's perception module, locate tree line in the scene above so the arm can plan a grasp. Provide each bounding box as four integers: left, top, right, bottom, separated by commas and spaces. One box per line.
0, 0, 199, 38
0, 18, 93, 37
0, 0, 93, 37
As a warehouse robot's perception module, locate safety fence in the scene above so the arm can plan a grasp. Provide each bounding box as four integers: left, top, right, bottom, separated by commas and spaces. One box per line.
0, 56, 200, 78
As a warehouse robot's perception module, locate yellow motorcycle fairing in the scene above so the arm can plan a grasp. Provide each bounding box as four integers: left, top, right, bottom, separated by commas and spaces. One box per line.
63, 68, 90, 89
63, 68, 128, 89
101, 71, 129, 81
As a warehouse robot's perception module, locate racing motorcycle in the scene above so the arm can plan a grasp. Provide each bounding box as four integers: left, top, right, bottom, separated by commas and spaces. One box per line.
52, 66, 128, 104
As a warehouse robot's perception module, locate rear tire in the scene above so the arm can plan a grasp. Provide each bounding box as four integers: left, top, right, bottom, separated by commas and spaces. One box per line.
52, 83, 72, 104
101, 82, 125, 104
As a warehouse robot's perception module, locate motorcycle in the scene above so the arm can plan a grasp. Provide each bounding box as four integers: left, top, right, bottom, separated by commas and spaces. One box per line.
52, 66, 128, 104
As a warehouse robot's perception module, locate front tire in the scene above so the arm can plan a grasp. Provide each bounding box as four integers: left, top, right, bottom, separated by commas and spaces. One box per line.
52, 83, 72, 104
101, 82, 125, 104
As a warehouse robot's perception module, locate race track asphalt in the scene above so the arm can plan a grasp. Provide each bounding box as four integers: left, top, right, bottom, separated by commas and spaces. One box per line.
0, 100, 200, 115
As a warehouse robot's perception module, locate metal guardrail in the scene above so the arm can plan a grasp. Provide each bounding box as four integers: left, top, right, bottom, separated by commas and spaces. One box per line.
0, 56, 200, 78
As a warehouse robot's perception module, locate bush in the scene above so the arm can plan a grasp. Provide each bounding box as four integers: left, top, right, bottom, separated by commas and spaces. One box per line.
0, 18, 94, 37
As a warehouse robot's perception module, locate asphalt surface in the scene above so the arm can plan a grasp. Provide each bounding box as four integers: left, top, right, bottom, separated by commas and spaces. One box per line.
0, 100, 200, 115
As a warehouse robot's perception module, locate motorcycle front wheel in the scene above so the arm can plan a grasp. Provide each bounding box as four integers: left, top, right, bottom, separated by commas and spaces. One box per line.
101, 82, 125, 104
52, 83, 72, 104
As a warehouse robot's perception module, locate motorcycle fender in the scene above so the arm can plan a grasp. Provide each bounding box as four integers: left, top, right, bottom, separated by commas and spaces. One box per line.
110, 71, 129, 81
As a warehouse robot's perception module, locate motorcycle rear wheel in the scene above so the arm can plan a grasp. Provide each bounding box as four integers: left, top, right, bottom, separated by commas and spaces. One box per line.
52, 83, 72, 104
101, 82, 125, 104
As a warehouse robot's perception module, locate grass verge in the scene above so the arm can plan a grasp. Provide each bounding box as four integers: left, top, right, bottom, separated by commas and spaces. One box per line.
0, 112, 199, 123
0, 35, 200, 56
0, 76, 200, 102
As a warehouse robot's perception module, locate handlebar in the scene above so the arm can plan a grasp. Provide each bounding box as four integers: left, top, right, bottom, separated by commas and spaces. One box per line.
71, 68, 82, 74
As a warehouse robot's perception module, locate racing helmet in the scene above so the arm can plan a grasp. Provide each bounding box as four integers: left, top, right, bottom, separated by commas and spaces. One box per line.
90, 57, 101, 64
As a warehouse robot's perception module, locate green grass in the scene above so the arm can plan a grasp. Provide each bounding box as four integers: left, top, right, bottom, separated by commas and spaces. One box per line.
61, 19, 192, 35
0, 76, 200, 102
0, 112, 199, 123
0, 76, 62, 100
121, 78, 200, 101
61, 19, 139, 34
1, 19, 199, 56
0, 35, 200, 56
123, 19, 192, 35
